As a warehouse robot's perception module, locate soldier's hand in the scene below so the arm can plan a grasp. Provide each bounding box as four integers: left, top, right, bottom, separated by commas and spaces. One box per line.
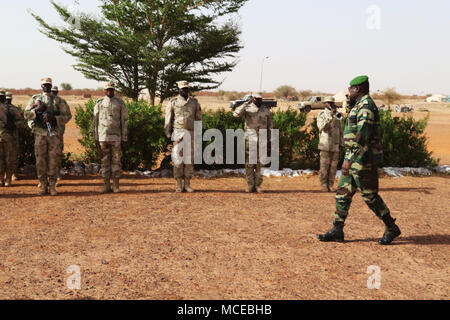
342, 160, 352, 177
43, 113, 55, 122
35, 101, 46, 113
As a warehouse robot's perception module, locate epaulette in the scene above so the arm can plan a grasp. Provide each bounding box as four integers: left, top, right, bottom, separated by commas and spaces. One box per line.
96, 97, 104, 103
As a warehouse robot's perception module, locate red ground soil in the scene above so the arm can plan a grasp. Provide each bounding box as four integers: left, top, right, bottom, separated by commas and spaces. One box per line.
0, 175, 448, 299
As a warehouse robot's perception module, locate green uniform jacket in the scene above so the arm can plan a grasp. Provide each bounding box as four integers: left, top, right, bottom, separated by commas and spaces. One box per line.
343, 94, 383, 166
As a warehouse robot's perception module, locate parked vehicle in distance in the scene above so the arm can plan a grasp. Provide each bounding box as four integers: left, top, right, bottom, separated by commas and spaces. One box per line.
297, 96, 343, 113
395, 105, 414, 113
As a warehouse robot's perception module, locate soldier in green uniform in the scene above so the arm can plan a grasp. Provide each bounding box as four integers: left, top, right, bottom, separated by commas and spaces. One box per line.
317, 76, 401, 245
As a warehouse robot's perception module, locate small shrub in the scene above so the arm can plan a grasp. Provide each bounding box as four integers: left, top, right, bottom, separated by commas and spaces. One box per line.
379, 109, 438, 167
380, 88, 402, 107
298, 90, 313, 101
75, 99, 168, 170
273, 108, 319, 169
17, 105, 36, 167
61, 83, 73, 91
274, 85, 297, 100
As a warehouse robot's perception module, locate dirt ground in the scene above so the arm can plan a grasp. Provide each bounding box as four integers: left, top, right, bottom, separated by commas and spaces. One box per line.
2, 95, 449, 300
0, 175, 448, 300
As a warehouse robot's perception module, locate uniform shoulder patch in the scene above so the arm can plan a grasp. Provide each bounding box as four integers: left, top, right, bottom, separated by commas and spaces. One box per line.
96, 97, 104, 103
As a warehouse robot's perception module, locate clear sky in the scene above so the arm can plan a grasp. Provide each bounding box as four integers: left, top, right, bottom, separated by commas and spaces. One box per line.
1, 0, 449, 95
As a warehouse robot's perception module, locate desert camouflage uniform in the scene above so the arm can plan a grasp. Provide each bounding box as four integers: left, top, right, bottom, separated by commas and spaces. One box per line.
317, 108, 343, 190
93, 96, 128, 179
25, 93, 72, 184
0, 101, 24, 185
57, 97, 71, 154
164, 95, 202, 179
233, 102, 273, 191
335, 94, 390, 222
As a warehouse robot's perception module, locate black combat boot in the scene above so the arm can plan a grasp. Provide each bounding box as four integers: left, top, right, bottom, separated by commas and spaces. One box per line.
378, 214, 401, 245
317, 221, 345, 242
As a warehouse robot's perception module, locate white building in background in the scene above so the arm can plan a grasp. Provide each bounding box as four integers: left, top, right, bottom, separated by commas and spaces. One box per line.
426, 94, 447, 103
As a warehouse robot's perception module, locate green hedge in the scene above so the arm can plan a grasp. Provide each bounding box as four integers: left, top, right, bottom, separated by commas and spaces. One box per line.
15, 101, 438, 171
74, 99, 168, 170
379, 109, 438, 167
17, 105, 36, 167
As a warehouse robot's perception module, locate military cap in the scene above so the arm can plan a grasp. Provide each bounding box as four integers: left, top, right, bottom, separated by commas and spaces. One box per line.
5, 92, 12, 99
0, 90, 5, 96
324, 96, 335, 103
51, 86, 59, 92
350, 75, 369, 87
41, 77, 53, 85
251, 92, 263, 99
104, 81, 115, 90
177, 81, 189, 89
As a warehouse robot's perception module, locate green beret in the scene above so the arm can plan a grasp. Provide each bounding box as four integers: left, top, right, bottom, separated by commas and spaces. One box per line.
350, 75, 369, 87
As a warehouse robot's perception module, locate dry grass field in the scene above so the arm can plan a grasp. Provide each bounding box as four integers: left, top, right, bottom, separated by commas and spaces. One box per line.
1, 94, 449, 300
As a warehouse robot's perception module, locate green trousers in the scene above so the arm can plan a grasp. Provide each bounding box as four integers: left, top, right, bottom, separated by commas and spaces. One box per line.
335, 162, 390, 223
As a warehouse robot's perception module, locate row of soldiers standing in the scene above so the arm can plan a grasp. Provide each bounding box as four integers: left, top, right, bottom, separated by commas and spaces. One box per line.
1, 75, 402, 244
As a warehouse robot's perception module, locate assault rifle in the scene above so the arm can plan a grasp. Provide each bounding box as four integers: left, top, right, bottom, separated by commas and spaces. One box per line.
230, 94, 277, 110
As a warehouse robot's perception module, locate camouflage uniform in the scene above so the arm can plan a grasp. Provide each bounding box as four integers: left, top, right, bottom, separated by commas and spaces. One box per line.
164, 95, 202, 181
0, 92, 24, 186
25, 82, 72, 195
52, 87, 72, 154
233, 97, 273, 192
335, 94, 390, 222
93, 95, 128, 180
317, 107, 343, 191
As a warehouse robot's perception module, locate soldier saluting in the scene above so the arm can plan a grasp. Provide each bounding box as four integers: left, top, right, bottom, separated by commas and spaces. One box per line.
0, 91, 24, 187
25, 78, 72, 196
93, 81, 128, 194
317, 97, 344, 192
165, 81, 202, 193
233, 93, 273, 193
317, 76, 401, 245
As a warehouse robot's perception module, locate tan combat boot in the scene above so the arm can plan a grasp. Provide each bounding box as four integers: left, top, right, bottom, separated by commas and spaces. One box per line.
49, 178, 58, 196
184, 177, 194, 193
246, 186, 254, 193
112, 178, 120, 193
12, 174, 19, 181
255, 186, 263, 194
321, 184, 330, 192
39, 178, 49, 196
101, 178, 111, 194
175, 179, 183, 193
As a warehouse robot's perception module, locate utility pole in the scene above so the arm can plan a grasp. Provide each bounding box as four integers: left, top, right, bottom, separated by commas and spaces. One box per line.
259, 56, 269, 93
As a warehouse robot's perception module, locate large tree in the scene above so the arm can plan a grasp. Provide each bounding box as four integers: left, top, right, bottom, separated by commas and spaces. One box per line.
31, 0, 247, 103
